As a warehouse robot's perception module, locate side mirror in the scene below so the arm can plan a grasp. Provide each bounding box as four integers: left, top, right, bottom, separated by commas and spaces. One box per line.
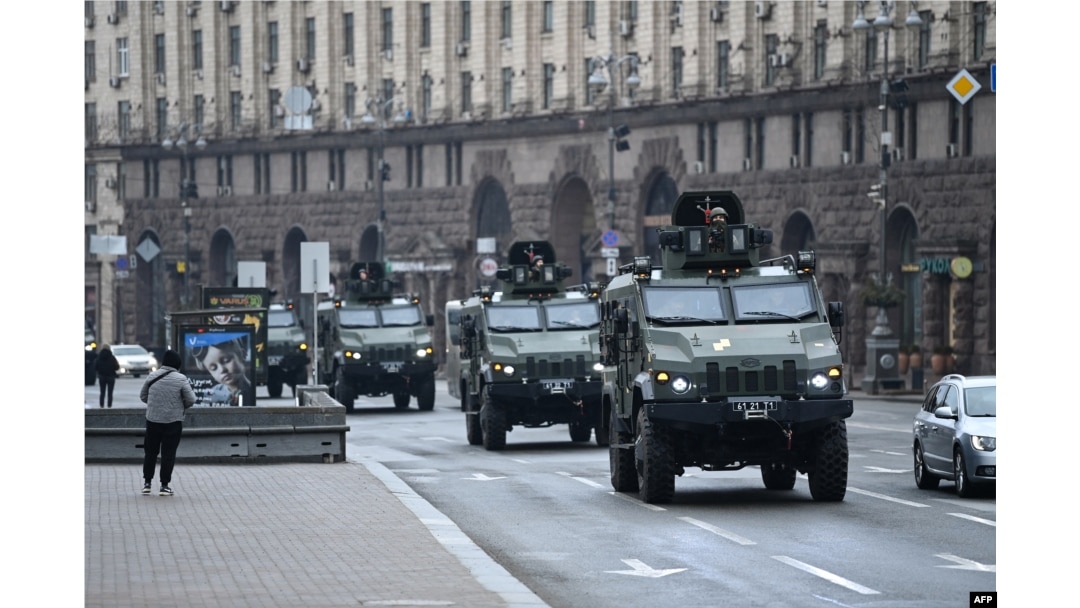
828, 301, 845, 328
614, 308, 629, 334
425, 314, 435, 327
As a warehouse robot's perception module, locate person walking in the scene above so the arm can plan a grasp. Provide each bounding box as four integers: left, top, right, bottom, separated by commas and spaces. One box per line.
139, 350, 196, 497
94, 344, 120, 408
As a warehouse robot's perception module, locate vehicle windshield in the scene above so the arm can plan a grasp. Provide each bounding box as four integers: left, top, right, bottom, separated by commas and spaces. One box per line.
338, 309, 379, 328
485, 305, 542, 332
268, 309, 299, 328
545, 302, 600, 329
380, 305, 423, 327
964, 386, 996, 417
113, 346, 147, 357
731, 283, 816, 322
642, 287, 726, 323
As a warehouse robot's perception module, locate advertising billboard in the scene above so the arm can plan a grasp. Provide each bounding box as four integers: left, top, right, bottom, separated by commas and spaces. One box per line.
179, 325, 257, 407
201, 287, 269, 384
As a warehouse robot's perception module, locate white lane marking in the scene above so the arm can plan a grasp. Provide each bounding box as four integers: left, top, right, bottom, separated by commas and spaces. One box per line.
771, 556, 881, 595
935, 553, 996, 572
557, 471, 605, 489
847, 487, 930, 507
607, 491, 667, 511
862, 466, 912, 473
420, 436, 454, 442
678, 517, 756, 545
948, 512, 996, 527
847, 421, 910, 434
869, 449, 908, 456
511, 458, 532, 464
463, 473, 506, 481
604, 559, 688, 578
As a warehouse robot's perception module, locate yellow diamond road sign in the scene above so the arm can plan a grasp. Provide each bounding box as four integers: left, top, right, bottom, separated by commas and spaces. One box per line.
946, 68, 982, 105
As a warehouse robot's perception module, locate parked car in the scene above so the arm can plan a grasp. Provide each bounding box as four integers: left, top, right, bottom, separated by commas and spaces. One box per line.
912, 374, 996, 497
111, 344, 159, 378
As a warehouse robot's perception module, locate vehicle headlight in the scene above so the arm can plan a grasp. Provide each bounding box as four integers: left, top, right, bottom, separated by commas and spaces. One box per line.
971, 435, 996, 451
670, 375, 691, 394
346, 351, 362, 360
416, 348, 428, 358
810, 372, 830, 390
592, 362, 605, 373
299, 343, 308, 351
502, 364, 516, 377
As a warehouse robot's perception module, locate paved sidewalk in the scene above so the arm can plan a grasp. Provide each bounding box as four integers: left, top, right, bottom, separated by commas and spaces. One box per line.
85, 461, 549, 608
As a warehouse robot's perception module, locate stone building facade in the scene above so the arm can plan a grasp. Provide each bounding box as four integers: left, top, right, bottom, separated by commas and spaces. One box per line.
84, 1, 996, 385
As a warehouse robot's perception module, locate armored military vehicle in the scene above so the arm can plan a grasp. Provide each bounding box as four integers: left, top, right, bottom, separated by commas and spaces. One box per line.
316, 262, 436, 412
266, 301, 310, 398
458, 242, 606, 450
444, 299, 464, 403
600, 191, 852, 503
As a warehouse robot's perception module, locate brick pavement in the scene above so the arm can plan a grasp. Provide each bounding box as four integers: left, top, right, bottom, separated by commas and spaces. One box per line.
85, 461, 549, 608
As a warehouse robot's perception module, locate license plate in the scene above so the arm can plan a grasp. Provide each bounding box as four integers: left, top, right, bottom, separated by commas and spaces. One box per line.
542, 379, 574, 391
730, 399, 778, 411
383, 362, 403, 373
268, 356, 283, 366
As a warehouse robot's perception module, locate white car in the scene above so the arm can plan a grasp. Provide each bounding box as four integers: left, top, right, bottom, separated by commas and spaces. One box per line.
112, 344, 159, 378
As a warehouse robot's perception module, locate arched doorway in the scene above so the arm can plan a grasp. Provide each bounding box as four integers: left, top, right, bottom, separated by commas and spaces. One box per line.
209, 228, 237, 288
134, 230, 167, 350
282, 227, 309, 321
889, 208, 920, 347
780, 211, 816, 260
641, 173, 679, 263
359, 224, 378, 263
474, 178, 512, 288
551, 176, 596, 284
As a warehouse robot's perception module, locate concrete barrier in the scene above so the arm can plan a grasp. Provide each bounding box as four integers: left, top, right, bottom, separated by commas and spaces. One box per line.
85, 387, 349, 464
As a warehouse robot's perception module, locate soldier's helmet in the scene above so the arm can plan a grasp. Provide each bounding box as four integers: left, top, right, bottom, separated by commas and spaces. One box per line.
709, 207, 728, 223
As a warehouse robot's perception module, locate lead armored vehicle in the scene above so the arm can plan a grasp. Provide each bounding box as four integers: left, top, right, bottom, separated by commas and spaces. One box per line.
601, 191, 852, 503
317, 262, 436, 412
458, 242, 605, 450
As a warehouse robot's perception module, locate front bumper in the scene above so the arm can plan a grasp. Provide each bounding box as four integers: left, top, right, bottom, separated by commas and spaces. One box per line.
268, 352, 309, 370
341, 360, 436, 379
646, 398, 853, 428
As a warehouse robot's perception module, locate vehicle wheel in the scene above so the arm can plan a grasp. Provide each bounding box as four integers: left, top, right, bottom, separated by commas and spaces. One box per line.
268, 369, 284, 398
761, 463, 797, 490
609, 409, 638, 493
594, 404, 610, 447
954, 449, 974, 498
334, 368, 355, 413
416, 375, 436, 411
635, 408, 675, 504
807, 420, 848, 502
913, 442, 941, 490
568, 422, 591, 442
393, 391, 411, 409
465, 398, 483, 446
480, 386, 507, 451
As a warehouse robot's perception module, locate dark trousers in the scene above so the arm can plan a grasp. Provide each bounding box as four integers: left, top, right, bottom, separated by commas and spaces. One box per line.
98, 375, 116, 408
143, 420, 183, 485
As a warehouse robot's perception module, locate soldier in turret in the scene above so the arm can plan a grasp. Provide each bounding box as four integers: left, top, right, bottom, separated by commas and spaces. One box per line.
708, 206, 727, 253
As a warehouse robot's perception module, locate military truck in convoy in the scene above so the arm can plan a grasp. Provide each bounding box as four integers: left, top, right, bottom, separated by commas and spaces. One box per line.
600, 190, 852, 503
457, 242, 606, 450
266, 301, 310, 398
316, 262, 437, 412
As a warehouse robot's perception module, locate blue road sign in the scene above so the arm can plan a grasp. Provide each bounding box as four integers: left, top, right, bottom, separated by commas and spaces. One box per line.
116, 256, 129, 270
602, 230, 619, 247
990, 63, 995, 92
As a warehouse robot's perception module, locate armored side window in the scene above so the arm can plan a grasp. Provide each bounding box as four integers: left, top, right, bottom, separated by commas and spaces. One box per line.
380, 305, 423, 327
731, 283, 815, 322
642, 287, 726, 323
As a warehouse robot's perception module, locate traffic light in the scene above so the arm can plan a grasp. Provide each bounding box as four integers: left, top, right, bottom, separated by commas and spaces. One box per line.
380, 161, 391, 182
614, 123, 631, 152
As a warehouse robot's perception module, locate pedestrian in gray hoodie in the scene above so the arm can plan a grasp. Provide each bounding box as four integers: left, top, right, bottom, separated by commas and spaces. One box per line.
139, 350, 197, 496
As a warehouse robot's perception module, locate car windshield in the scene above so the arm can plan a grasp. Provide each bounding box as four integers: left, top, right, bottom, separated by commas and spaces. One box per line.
485, 305, 542, 332
964, 386, 996, 417
642, 287, 726, 323
113, 346, 147, 357
545, 302, 600, 329
338, 309, 379, 328
380, 305, 423, 327
731, 283, 816, 322
268, 309, 298, 328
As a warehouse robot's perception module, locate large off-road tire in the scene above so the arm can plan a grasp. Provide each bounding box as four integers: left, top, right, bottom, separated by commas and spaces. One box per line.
807, 420, 848, 502
913, 442, 941, 490
609, 409, 638, 493
466, 411, 483, 446
267, 369, 284, 398
334, 368, 355, 413
415, 375, 436, 411
568, 422, 591, 442
761, 463, 797, 490
635, 408, 675, 504
480, 386, 507, 451
393, 390, 411, 409
594, 403, 610, 447
954, 449, 974, 498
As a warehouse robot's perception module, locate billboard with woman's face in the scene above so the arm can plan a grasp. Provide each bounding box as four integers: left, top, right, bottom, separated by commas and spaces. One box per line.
179, 325, 256, 407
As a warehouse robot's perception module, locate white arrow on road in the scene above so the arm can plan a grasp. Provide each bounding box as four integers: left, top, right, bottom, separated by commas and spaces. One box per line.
605, 559, 687, 578
935, 554, 995, 572
863, 466, 912, 473
463, 473, 506, 481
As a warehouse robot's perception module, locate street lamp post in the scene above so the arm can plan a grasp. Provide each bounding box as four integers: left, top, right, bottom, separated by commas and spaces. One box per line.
588, 51, 641, 232
361, 98, 406, 265
162, 123, 207, 308
854, 1, 922, 394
